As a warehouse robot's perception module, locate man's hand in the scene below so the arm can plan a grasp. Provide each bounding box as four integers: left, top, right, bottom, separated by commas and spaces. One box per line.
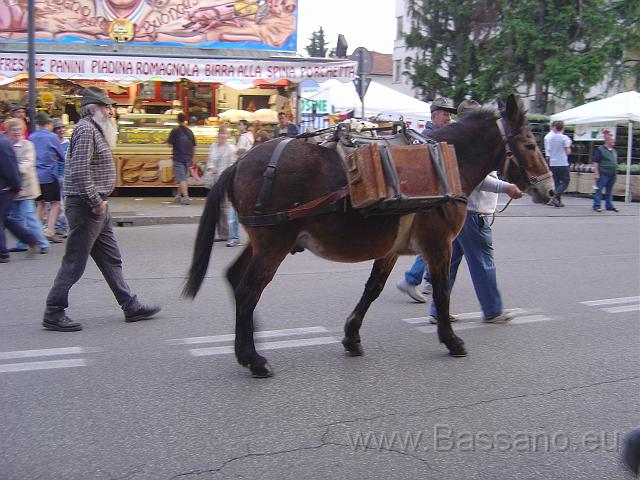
91, 200, 107, 215
505, 184, 524, 199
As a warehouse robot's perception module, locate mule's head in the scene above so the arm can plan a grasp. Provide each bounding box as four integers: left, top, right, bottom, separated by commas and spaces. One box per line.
497, 94, 555, 203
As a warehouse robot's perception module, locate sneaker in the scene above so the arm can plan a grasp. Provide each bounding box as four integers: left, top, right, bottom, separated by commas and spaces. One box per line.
180, 197, 190, 205
42, 315, 82, 332
421, 282, 433, 295
395, 279, 426, 303
45, 234, 64, 243
226, 240, 240, 247
0, 256, 9, 263
484, 310, 517, 324
173, 195, 182, 203
8, 247, 27, 252
593, 207, 602, 212
40, 248, 48, 254
429, 314, 459, 325
557, 199, 565, 207
124, 304, 161, 323
606, 207, 619, 212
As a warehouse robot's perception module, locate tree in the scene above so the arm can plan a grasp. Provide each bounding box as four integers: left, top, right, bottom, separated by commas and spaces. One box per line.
305, 27, 329, 58
403, 0, 640, 113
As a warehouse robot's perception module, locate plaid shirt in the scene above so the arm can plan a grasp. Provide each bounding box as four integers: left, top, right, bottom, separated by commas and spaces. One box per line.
63, 117, 116, 208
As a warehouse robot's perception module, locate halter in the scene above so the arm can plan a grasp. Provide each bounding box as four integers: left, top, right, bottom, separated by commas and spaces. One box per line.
495, 117, 552, 187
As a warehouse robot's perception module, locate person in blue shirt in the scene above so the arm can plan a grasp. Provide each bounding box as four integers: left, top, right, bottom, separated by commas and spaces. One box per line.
29, 111, 65, 242
52, 118, 69, 237
273, 112, 299, 138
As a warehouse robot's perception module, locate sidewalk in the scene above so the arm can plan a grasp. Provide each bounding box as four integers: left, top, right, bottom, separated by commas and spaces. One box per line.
108, 194, 639, 227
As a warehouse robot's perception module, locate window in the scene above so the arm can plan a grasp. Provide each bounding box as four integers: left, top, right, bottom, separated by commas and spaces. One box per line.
396, 16, 403, 40
394, 60, 402, 83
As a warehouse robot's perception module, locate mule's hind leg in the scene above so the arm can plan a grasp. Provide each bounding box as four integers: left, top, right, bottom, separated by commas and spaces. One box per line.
342, 255, 398, 356
233, 239, 293, 378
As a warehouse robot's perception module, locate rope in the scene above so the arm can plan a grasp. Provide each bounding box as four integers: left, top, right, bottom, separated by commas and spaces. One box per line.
490, 197, 513, 226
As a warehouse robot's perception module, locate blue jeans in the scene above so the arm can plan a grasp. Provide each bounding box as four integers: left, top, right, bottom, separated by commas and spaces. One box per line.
10, 199, 49, 249
228, 207, 239, 242
54, 176, 68, 233
550, 166, 570, 200
593, 174, 616, 210
404, 255, 431, 286
430, 212, 502, 318
0, 190, 36, 258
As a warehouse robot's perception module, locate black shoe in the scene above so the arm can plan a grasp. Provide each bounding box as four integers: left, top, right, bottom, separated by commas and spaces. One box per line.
593, 207, 602, 212
40, 248, 48, 254
9, 247, 27, 252
43, 315, 83, 332
606, 207, 619, 212
125, 304, 161, 322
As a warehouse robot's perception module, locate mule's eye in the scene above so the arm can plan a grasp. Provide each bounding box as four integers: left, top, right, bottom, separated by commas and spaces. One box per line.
525, 143, 536, 150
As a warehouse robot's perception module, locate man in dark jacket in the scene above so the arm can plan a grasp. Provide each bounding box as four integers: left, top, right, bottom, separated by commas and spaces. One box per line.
0, 134, 37, 262
167, 113, 196, 205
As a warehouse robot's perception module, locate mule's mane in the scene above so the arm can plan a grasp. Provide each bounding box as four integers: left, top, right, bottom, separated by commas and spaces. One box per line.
429, 107, 498, 150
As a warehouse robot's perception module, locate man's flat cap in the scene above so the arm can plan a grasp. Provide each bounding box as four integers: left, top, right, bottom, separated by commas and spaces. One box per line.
81, 86, 117, 107
430, 97, 457, 114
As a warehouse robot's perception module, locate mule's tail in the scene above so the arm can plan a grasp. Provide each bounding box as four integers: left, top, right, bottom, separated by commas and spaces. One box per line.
182, 164, 237, 299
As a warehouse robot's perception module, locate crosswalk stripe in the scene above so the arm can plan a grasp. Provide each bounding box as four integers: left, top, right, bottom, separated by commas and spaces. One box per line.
581, 296, 640, 306
403, 308, 529, 325
167, 326, 330, 345
190, 336, 340, 357
0, 359, 87, 373
0, 347, 85, 361
415, 315, 552, 333
602, 304, 640, 314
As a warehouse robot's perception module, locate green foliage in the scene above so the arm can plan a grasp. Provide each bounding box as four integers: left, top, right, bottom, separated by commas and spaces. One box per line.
403, 0, 640, 113
305, 27, 329, 58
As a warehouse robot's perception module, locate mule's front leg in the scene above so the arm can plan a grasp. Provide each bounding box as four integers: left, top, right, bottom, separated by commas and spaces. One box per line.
343, 255, 398, 356
428, 247, 467, 357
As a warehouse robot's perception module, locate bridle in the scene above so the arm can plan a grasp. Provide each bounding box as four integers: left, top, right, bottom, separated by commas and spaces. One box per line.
495, 117, 552, 188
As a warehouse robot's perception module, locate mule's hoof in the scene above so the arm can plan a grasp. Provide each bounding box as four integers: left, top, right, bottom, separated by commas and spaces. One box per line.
444, 338, 467, 357
342, 338, 364, 356
250, 361, 274, 378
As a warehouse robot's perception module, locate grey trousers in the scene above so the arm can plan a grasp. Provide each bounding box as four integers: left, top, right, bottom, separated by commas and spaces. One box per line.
45, 196, 138, 317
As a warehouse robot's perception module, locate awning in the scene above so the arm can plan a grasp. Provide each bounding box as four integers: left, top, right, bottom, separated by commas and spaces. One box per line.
0, 53, 357, 85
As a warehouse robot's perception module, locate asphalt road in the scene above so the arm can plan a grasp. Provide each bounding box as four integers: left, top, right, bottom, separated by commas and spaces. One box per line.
1, 205, 638, 479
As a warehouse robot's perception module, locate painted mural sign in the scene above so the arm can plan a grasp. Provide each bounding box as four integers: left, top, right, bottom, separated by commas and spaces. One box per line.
0, 0, 298, 51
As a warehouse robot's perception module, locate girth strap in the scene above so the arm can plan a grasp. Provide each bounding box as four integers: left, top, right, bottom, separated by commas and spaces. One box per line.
240, 187, 348, 226
254, 137, 294, 214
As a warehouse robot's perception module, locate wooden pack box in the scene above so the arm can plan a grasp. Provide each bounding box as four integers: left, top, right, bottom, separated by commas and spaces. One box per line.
346, 143, 388, 208
388, 143, 462, 198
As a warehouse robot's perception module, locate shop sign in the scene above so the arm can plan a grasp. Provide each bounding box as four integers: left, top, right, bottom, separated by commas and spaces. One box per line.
0, 53, 357, 85
0, 0, 298, 52
300, 86, 330, 114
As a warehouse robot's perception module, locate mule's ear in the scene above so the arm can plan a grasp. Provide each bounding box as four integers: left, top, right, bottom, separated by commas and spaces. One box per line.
504, 94, 524, 126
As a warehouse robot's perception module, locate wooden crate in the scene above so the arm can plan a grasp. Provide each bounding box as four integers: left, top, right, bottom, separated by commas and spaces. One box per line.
346, 144, 388, 208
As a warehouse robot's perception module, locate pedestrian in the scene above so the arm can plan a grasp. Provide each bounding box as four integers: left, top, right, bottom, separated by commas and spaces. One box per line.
0, 133, 38, 263
5, 118, 49, 254
546, 120, 572, 207
42, 86, 160, 332
30, 111, 65, 242
273, 111, 299, 138
167, 112, 196, 205
543, 121, 556, 161
127, 99, 146, 114
206, 125, 237, 242
164, 99, 183, 115
227, 119, 254, 247
52, 118, 69, 237
592, 130, 619, 212
396, 96, 457, 302
429, 172, 524, 324
4, 103, 30, 137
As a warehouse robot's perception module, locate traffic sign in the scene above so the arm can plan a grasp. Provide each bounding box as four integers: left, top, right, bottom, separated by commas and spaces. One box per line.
350, 47, 373, 75
354, 77, 371, 102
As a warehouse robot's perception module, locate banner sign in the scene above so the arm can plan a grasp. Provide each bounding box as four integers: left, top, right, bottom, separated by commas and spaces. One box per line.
0, 53, 357, 84
0, 0, 298, 51
573, 124, 617, 142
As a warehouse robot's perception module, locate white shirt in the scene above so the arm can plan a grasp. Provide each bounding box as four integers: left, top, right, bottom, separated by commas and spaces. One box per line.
548, 132, 572, 167
466, 172, 512, 215
207, 142, 237, 172
236, 131, 254, 155
543, 130, 554, 158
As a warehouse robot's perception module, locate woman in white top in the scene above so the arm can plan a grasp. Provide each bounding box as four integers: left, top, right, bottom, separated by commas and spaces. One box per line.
207, 126, 238, 244
235, 119, 254, 156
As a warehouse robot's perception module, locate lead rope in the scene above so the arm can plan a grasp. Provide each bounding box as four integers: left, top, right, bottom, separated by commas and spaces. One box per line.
490, 197, 513, 226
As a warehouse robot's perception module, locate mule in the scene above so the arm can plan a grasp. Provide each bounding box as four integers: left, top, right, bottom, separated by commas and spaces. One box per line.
184, 94, 554, 378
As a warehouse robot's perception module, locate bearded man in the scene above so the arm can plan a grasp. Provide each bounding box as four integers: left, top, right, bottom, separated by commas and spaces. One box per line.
42, 87, 160, 332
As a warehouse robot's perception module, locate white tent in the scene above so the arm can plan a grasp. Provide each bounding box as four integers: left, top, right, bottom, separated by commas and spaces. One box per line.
550, 91, 640, 202
310, 79, 431, 126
